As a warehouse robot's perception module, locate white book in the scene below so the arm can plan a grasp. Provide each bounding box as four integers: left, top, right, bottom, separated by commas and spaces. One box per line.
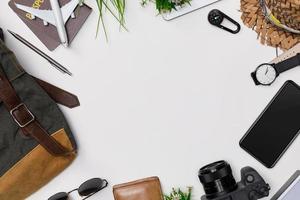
162, 0, 222, 21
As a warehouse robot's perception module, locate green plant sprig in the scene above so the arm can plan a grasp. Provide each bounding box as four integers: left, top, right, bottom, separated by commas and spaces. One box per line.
142, 0, 192, 14
97, 0, 127, 41
164, 187, 192, 200
81, 0, 127, 41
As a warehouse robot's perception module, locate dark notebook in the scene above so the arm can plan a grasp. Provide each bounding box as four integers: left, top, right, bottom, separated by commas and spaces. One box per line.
9, 0, 92, 51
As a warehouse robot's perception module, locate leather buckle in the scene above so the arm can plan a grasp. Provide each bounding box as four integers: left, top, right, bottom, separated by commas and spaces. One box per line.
10, 103, 35, 128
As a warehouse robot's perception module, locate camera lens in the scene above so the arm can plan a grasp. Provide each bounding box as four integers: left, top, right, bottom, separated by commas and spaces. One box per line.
198, 161, 238, 199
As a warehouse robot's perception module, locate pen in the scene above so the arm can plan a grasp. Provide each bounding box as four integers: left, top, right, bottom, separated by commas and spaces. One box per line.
8, 30, 72, 76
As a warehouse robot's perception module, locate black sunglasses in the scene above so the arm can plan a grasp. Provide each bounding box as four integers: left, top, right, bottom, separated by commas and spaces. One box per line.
48, 178, 108, 200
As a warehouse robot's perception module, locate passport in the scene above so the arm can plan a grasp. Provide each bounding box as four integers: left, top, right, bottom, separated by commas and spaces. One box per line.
9, 0, 92, 51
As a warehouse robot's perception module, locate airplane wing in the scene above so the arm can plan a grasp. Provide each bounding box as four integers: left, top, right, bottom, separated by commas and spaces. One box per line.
15, 3, 56, 25
61, 0, 79, 23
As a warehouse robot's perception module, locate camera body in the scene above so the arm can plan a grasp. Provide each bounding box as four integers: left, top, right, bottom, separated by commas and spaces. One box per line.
199, 161, 270, 200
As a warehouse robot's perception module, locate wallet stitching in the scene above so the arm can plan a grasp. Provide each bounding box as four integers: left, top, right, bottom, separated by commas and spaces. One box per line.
113, 177, 159, 189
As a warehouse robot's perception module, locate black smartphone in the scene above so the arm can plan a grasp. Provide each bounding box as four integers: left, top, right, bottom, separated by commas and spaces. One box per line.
240, 80, 300, 168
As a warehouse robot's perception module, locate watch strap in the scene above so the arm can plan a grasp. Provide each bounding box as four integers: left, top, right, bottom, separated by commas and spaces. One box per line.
271, 43, 300, 64
251, 71, 260, 85
0, 28, 3, 41
274, 54, 300, 74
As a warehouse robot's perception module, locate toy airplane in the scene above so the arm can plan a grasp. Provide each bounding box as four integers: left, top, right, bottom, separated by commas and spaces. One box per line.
15, 0, 82, 47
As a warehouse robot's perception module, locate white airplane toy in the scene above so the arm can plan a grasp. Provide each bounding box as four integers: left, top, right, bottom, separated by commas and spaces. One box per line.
15, 0, 82, 47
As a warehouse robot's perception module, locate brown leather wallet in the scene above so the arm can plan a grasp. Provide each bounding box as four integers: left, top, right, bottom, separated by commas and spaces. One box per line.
113, 177, 164, 200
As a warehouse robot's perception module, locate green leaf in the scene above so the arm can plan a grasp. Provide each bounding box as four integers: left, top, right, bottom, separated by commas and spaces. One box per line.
142, 0, 192, 14
163, 187, 193, 200
92, 0, 127, 41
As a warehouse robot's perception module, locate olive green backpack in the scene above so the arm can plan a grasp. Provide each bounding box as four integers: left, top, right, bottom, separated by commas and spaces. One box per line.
0, 31, 79, 200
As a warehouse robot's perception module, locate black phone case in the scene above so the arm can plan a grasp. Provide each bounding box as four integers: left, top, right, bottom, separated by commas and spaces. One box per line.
239, 80, 300, 168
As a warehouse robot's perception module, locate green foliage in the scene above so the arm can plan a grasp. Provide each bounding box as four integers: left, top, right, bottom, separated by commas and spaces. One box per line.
96, 0, 127, 41
164, 187, 193, 200
81, 0, 127, 41
141, 0, 191, 14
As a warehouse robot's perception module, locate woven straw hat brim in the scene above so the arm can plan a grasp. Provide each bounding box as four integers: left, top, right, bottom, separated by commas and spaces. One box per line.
241, 0, 300, 50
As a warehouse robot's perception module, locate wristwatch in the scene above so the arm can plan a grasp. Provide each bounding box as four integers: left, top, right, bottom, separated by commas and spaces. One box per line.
251, 53, 300, 85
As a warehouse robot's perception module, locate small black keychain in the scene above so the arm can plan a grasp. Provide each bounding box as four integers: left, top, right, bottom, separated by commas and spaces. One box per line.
208, 9, 241, 34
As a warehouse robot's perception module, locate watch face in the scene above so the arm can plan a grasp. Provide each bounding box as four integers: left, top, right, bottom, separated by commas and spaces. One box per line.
255, 64, 277, 85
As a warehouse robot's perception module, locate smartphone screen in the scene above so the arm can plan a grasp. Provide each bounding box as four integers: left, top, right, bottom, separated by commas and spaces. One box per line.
240, 81, 300, 168
271, 171, 300, 200
278, 176, 300, 200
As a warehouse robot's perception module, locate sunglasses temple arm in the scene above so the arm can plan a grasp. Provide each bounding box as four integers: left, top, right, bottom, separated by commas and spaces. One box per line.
103, 179, 108, 187
82, 192, 97, 200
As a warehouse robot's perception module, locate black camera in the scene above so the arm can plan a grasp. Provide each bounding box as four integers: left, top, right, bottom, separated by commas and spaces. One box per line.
198, 161, 270, 200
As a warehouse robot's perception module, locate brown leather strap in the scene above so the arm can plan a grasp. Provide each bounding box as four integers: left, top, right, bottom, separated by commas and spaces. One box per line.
0, 67, 69, 156
33, 77, 80, 108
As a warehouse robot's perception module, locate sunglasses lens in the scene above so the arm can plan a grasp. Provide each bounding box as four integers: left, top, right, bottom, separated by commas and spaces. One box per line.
78, 178, 107, 196
48, 192, 68, 200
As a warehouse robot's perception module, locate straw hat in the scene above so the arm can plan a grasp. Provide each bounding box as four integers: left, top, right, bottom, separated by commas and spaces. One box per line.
241, 0, 300, 50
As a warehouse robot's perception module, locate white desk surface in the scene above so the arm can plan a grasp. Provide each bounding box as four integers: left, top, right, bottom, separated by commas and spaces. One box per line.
1, 0, 300, 199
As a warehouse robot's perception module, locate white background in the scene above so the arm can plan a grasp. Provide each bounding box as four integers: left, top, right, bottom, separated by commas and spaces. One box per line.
1, 0, 300, 199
